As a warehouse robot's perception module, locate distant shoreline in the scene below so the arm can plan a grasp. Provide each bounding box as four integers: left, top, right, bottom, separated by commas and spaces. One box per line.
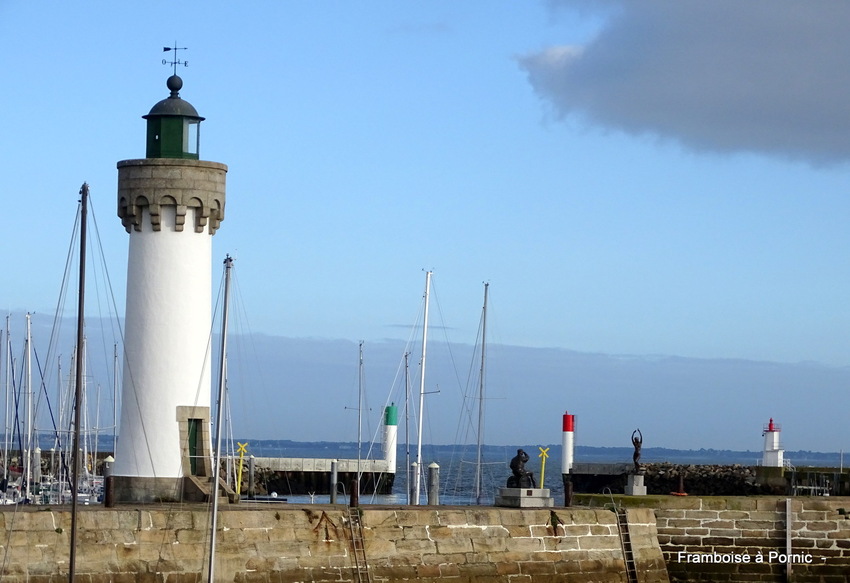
36, 432, 841, 468
239, 439, 844, 467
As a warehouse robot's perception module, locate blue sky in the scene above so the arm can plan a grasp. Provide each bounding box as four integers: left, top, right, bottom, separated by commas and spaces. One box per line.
2, 2, 850, 451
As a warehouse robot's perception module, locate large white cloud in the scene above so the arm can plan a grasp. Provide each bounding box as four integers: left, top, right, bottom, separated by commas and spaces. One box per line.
520, 1, 850, 164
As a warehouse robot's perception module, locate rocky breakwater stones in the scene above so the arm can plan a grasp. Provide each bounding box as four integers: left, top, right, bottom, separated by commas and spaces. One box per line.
642, 463, 782, 496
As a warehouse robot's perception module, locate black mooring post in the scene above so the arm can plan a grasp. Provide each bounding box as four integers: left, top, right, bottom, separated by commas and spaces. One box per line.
350, 478, 359, 507
564, 476, 573, 507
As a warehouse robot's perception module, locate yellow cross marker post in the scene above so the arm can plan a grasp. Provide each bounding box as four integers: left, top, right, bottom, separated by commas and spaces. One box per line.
538, 447, 550, 489
236, 442, 249, 496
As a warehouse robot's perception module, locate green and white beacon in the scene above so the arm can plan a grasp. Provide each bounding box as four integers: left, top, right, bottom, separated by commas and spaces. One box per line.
383, 404, 398, 475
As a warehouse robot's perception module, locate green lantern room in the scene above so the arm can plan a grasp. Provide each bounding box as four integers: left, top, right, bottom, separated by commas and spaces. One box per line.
144, 74, 204, 159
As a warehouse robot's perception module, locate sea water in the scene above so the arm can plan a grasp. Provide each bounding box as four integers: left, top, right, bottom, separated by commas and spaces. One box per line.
244, 441, 565, 505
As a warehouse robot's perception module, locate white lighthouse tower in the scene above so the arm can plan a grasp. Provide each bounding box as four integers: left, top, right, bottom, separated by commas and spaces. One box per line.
112, 73, 227, 502
761, 418, 784, 468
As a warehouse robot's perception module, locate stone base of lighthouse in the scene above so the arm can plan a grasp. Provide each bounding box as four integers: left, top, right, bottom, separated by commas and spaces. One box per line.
112, 476, 183, 503
112, 476, 235, 505
112, 405, 216, 503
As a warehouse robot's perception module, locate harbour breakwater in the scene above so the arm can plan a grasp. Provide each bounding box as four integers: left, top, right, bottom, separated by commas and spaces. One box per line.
0, 504, 667, 583
571, 462, 849, 497
641, 463, 784, 496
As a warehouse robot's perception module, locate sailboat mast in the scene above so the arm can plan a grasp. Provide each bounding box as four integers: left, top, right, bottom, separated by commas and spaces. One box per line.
475, 282, 489, 504
24, 313, 32, 499
112, 343, 118, 454
208, 254, 233, 583
413, 270, 431, 505
403, 352, 410, 505
357, 341, 364, 482
82, 338, 89, 481
55, 357, 62, 501
70, 182, 89, 583
2, 316, 10, 488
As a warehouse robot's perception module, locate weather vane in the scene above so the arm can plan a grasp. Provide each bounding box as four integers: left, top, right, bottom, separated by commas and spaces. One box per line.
162, 43, 189, 75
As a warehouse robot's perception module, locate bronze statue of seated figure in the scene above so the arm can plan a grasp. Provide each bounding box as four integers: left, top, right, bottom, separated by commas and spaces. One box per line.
506, 448, 537, 488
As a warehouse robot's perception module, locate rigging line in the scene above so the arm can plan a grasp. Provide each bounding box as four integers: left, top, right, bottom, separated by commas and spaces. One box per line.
464, 310, 486, 412
383, 304, 424, 407
1, 325, 10, 485
86, 239, 113, 391
82, 196, 125, 454
428, 280, 466, 405
31, 341, 66, 449
87, 197, 121, 350
373, 292, 431, 437
449, 321, 484, 448
448, 286, 499, 497
407, 283, 429, 448
10, 354, 23, 483
362, 358, 373, 453
361, 351, 393, 467
56, 354, 80, 492
195, 266, 233, 583
220, 343, 236, 484
0, 373, 30, 565
88, 195, 125, 380
188, 261, 227, 464
226, 274, 251, 442
199, 270, 227, 540
224, 378, 235, 484
208, 263, 229, 423
40, 200, 82, 397
445, 321, 488, 495
29, 344, 70, 488
374, 304, 429, 464
30, 198, 83, 449
419, 280, 473, 470
387, 353, 409, 406
48, 193, 123, 469
365, 381, 406, 473
92, 258, 130, 465
366, 363, 416, 468
0, 451, 25, 579
208, 256, 234, 583
369, 352, 406, 453
0, 346, 10, 579
225, 268, 284, 450
117, 335, 160, 484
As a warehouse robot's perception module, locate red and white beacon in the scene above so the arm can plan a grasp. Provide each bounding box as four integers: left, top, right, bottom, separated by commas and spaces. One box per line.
562, 411, 575, 474
761, 418, 784, 468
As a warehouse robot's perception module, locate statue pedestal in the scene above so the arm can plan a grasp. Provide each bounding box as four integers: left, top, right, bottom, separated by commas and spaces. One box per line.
494, 487, 554, 508
625, 474, 646, 496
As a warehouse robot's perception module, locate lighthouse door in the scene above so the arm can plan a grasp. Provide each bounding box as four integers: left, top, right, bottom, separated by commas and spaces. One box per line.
188, 418, 201, 475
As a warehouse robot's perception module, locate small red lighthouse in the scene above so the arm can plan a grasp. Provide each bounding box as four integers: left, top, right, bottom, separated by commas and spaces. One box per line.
761, 418, 784, 468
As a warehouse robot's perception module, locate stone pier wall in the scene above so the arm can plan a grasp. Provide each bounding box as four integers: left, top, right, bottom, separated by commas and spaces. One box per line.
0, 504, 669, 583
658, 497, 850, 583
578, 494, 850, 583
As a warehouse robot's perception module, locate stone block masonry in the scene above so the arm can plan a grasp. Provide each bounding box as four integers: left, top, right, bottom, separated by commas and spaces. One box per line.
117, 158, 227, 234
590, 495, 850, 583
0, 504, 670, 583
